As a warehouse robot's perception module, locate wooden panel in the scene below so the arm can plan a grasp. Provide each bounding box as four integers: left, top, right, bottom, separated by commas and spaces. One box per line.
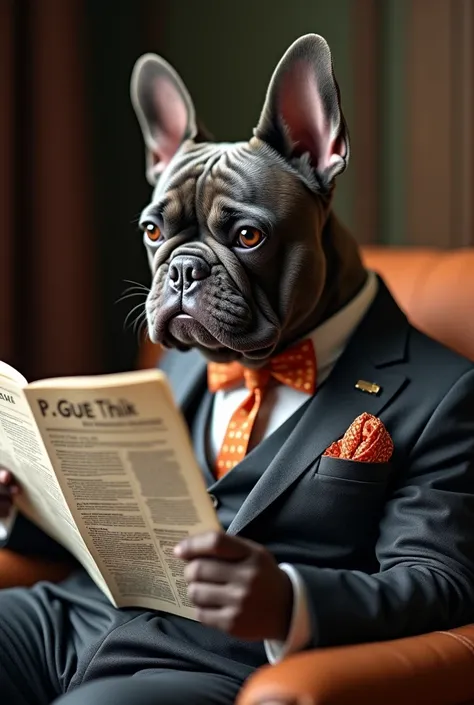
451, 0, 474, 246
30, 0, 100, 378
0, 1, 14, 363
407, 0, 474, 247
351, 0, 381, 244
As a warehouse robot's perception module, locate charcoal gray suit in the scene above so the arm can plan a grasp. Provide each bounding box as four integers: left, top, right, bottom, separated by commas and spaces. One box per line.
1, 278, 474, 705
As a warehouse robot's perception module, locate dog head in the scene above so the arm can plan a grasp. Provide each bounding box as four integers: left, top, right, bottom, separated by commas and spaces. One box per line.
131, 34, 363, 366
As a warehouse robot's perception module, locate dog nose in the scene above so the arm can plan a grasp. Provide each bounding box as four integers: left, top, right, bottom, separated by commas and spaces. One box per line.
168, 255, 211, 292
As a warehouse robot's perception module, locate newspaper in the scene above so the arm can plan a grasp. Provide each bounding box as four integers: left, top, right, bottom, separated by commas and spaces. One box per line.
0, 362, 220, 618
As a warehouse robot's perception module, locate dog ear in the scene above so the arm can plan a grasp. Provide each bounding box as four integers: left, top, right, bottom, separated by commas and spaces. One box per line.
131, 54, 201, 185
254, 34, 349, 188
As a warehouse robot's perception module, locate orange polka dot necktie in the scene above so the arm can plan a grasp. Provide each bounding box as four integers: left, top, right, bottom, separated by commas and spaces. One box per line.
208, 339, 317, 478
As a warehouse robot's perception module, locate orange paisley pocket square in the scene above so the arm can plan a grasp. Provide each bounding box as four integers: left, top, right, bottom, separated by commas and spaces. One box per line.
323, 412, 394, 463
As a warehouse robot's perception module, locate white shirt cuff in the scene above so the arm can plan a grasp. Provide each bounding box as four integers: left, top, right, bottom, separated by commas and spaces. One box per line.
264, 563, 312, 664
0, 507, 17, 542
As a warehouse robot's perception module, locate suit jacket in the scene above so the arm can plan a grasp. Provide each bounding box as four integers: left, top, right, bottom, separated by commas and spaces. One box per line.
5, 277, 474, 652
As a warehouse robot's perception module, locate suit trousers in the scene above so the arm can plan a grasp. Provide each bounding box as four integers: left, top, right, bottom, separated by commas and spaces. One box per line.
0, 571, 249, 705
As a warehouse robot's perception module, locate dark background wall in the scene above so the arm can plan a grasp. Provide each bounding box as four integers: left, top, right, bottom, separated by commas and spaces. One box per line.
1, 0, 473, 381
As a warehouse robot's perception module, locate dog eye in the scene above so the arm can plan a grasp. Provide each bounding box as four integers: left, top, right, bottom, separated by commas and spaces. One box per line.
236, 227, 264, 249
142, 222, 163, 244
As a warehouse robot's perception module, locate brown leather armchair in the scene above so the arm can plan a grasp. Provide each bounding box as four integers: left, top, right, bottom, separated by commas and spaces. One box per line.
2, 247, 474, 704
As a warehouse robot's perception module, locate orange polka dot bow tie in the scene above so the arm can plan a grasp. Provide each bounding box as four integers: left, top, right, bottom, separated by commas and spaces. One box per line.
208, 339, 317, 478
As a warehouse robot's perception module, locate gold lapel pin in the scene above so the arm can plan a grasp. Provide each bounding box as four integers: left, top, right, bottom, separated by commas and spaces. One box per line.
355, 379, 381, 396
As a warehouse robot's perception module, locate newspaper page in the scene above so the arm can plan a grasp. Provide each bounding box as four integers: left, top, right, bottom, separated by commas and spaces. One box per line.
24, 369, 220, 618
0, 365, 111, 597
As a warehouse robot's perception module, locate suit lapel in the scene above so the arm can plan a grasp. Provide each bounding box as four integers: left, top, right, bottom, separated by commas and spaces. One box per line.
228, 279, 409, 535
159, 348, 207, 413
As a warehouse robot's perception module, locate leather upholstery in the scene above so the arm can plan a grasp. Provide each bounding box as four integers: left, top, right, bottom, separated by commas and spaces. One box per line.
238, 625, 474, 705
1, 247, 474, 703
0, 549, 72, 588
363, 247, 474, 362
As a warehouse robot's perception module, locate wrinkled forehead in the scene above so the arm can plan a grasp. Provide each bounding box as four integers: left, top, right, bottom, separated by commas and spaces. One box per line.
149, 140, 299, 228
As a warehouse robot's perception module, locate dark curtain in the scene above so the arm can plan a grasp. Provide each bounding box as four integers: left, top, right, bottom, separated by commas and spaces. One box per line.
0, 0, 160, 382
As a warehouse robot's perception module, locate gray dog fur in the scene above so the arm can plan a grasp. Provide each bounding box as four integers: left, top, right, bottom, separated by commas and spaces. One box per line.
130, 34, 367, 367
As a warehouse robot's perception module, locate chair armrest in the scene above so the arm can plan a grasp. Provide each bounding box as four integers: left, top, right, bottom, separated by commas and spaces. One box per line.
238, 626, 474, 705
0, 549, 73, 588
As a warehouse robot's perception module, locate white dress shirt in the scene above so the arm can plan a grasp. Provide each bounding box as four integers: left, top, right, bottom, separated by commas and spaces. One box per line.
209, 271, 378, 663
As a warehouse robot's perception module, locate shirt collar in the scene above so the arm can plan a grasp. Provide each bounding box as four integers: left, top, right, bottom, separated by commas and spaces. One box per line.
307, 270, 378, 381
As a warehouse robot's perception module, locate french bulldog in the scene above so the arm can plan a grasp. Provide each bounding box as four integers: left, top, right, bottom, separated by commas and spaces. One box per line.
130, 34, 367, 367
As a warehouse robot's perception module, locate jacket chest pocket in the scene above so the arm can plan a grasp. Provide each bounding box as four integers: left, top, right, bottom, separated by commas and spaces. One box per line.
269, 455, 393, 555
309, 455, 392, 546
253, 456, 394, 567
316, 455, 393, 483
